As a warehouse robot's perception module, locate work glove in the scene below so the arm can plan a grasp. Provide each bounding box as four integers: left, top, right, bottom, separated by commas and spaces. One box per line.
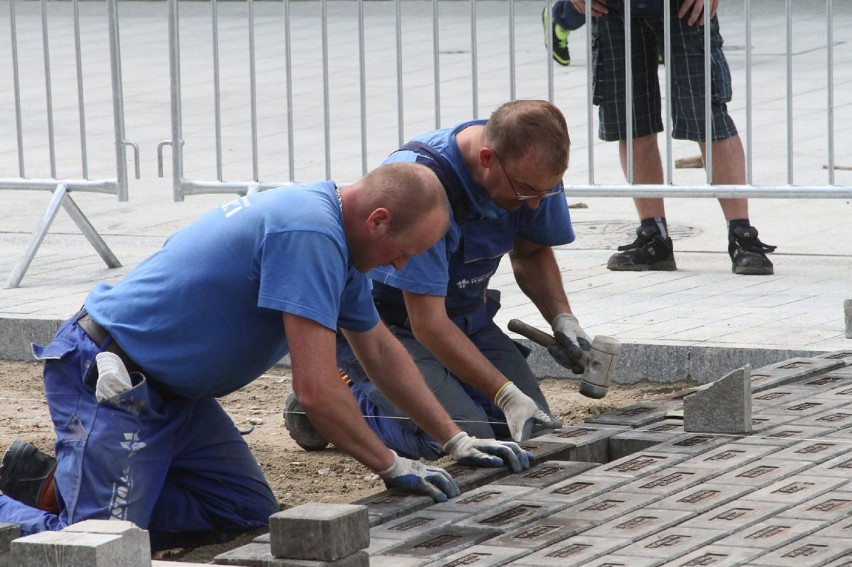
549, 313, 591, 374
443, 431, 532, 473
494, 382, 562, 442
378, 450, 460, 502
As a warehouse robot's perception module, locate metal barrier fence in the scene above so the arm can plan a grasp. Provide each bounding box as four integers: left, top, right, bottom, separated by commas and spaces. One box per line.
161, 0, 850, 201
1, 0, 138, 288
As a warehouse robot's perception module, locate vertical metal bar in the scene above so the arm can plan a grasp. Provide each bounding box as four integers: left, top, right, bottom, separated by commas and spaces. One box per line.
168, 0, 185, 201
10, 0, 25, 177
664, 0, 672, 184
248, 0, 259, 181
72, 0, 88, 178
745, 0, 753, 184
40, 0, 57, 178
785, 0, 793, 184
358, 0, 368, 175
625, 0, 633, 183
6, 184, 68, 289
585, 0, 594, 184
432, 0, 441, 128
826, 0, 835, 185
545, 0, 554, 102
321, 0, 331, 179
212, 0, 223, 181
107, 0, 129, 201
508, 0, 516, 101
470, 0, 478, 117
284, 0, 295, 182
395, 0, 404, 146
704, 0, 712, 184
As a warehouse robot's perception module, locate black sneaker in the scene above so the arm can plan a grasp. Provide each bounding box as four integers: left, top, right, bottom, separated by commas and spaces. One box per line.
608, 224, 677, 271
542, 8, 571, 66
0, 440, 57, 509
283, 393, 329, 451
729, 225, 776, 275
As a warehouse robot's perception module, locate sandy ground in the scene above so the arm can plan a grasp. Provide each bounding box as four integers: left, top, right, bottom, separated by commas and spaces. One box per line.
0, 359, 689, 563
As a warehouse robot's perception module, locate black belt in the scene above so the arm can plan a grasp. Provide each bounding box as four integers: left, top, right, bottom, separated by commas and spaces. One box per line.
75, 308, 178, 400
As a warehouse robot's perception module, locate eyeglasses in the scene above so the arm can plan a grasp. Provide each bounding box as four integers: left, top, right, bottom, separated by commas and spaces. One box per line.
489, 148, 564, 201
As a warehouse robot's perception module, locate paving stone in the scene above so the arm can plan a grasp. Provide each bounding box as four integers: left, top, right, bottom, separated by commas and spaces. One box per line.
455, 499, 567, 533
581, 555, 666, 567
760, 398, 848, 419
789, 406, 852, 429
812, 382, 852, 401
778, 489, 852, 522
533, 424, 629, 463
583, 508, 695, 542
680, 501, 790, 534
492, 460, 596, 489
813, 350, 852, 364
711, 458, 815, 489
429, 485, 535, 515
485, 517, 596, 551
819, 556, 852, 567
615, 527, 728, 560
797, 371, 852, 390
765, 439, 852, 463
677, 442, 782, 472
684, 365, 752, 434
548, 488, 661, 524
826, 424, 852, 440
663, 545, 765, 566
751, 386, 815, 409
352, 490, 433, 527
650, 483, 758, 515
369, 556, 429, 567
0, 523, 20, 567
714, 518, 827, 552
808, 517, 852, 540
646, 432, 731, 457
419, 544, 529, 566
745, 536, 851, 566
619, 465, 724, 497
749, 358, 846, 393
370, 510, 469, 542
753, 424, 841, 441
587, 400, 681, 428
10, 531, 141, 567
435, 463, 508, 493
507, 535, 634, 566
61, 520, 150, 563
269, 504, 369, 562
380, 526, 501, 562
748, 413, 799, 434
524, 473, 632, 506
517, 439, 574, 463
609, 420, 685, 461
806, 450, 852, 477
214, 543, 369, 566
597, 450, 691, 480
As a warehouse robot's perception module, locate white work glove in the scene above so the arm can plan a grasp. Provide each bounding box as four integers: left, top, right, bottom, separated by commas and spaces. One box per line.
443, 431, 532, 473
549, 313, 591, 374
494, 382, 562, 442
95, 352, 133, 404
377, 450, 460, 502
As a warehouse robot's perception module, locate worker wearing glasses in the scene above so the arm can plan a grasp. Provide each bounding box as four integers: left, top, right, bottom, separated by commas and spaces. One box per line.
285, 100, 590, 460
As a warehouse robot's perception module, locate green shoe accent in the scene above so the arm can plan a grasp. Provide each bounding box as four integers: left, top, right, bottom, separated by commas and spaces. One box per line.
542, 8, 571, 66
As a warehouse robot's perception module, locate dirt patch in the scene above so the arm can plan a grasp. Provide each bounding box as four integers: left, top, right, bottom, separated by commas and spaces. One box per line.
0, 359, 689, 563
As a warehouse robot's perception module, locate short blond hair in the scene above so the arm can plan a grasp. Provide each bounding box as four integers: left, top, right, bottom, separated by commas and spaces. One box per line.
361, 162, 449, 235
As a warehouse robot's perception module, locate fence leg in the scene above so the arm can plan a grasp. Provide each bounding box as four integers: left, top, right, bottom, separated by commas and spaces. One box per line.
5, 183, 121, 289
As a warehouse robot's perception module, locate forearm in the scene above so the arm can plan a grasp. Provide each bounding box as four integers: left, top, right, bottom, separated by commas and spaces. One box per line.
510, 245, 571, 323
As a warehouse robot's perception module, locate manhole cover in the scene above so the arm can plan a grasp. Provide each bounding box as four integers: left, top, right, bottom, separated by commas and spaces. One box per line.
568, 221, 699, 249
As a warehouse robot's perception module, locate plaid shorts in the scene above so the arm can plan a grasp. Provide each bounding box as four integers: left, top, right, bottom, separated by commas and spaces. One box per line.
592, 6, 738, 143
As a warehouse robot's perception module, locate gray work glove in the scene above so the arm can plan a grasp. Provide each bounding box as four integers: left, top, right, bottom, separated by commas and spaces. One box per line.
494, 382, 562, 442
378, 450, 460, 502
443, 431, 532, 473
549, 313, 591, 374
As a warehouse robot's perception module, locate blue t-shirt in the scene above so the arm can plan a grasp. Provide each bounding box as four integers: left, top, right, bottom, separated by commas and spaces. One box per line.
85, 183, 378, 399
369, 120, 575, 314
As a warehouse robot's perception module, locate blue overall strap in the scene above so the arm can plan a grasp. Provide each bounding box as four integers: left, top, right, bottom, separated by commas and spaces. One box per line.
398, 141, 470, 224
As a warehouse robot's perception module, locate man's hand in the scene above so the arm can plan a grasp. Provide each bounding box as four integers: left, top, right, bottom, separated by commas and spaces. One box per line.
570, 0, 611, 18
443, 432, 533, 473
494, 382, 562, 442
678, 0, 720, 26
549, 313, 591, 374
378, 451, 460, 502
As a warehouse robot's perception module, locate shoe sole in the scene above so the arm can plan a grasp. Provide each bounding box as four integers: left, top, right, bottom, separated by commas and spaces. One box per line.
732, 265, 774, 275
607, 260, 677, 272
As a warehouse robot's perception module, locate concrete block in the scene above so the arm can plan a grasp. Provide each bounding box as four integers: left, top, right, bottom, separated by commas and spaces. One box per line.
619, 527, 728, 560
649, 432, 730, 457
583, 508, 695, 542
748, 413, 799, 434
525, 473, 632, 506
807, 451, 852, 477
600, 451, 691, 480
791, 407, 852, 429
352, 490, 433, 527
678, 442, 782, 472
684, 365, 752, 434
370, 510, 468, 542
760, 398, 847, 418
507, 535, 633, 566
609, 420, 685, 461
749, 357, 845, 393
664, 545, 765, 566
517, 439, 573, 463
650, 483, 756, 515
620, 465, 724, 497
10, 531, 141, 567
369, 556, 428, 567
845, 299, 852, 339
214, 542, 369, 567
778, 489, 852, 522
549, 488, 661, 524
752, 386, 815, 408
430, 485, 535, 515
812, 382, 852, 401
380, 526, 500, 561
533, 424, 629, 464
746, 536, 851, 566
756, 424, 840, 441
439, 462, 508, 493
767, 439, 851, 463
715, 518, 826, 551
743, 475, 847, 506
269, 504, 369, 562
711, 458, 815, 489
582, 554, 670, 567
809, 518, 852, 540
799, 371, 852, 389
456, 499, 567, 533
419, 544, 529, 566
814, 349, 852, 364
492, 460, 596, 489
62, 520, 150, 564
587, 400, 682, 428
681, 501, 789, 534
486, 518, 596, 551
1, 523, 20, 567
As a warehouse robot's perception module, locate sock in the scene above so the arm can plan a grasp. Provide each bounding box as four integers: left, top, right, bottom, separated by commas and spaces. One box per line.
727, 218, 751, 237
640, 217, 668, 239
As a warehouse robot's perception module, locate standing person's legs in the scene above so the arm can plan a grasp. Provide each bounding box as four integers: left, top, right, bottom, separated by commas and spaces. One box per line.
544, 1, 586, 65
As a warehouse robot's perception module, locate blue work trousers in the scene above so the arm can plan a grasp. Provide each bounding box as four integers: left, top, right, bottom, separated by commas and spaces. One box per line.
337, 297, 550, 460
0, 315, 278, 551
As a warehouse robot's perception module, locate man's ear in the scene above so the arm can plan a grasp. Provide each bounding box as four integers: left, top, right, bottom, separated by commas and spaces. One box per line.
479, 146, 495, 169
366, 207, 391, 237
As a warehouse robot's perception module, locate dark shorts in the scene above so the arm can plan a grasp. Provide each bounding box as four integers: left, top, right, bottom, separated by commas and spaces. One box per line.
592, 5, 738, 143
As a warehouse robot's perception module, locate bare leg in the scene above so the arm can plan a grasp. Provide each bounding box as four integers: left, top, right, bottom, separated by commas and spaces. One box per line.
619, 134, 665, 218
697, 134, 748, 221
